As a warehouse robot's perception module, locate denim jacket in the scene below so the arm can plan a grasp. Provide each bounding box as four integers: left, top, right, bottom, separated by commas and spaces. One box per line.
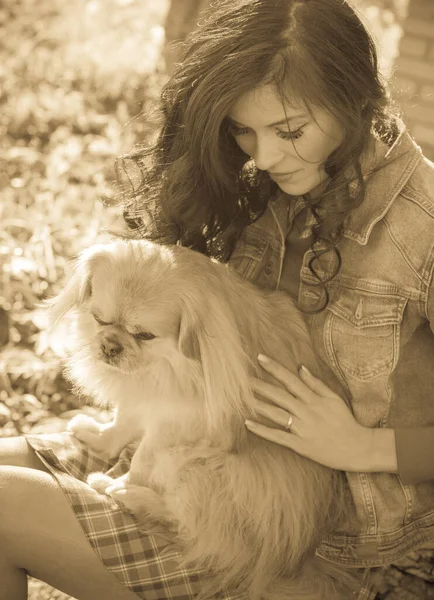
228, 129, 434, 568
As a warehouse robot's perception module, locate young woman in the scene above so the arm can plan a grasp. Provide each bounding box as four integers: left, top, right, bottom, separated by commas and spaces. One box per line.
1, 1, 433, 599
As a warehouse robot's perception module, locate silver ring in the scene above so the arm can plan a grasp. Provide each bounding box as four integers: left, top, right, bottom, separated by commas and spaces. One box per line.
285, 412, 293, 431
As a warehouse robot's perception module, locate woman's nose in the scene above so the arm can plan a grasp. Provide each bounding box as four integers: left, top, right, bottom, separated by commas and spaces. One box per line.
251, 134, 285, 172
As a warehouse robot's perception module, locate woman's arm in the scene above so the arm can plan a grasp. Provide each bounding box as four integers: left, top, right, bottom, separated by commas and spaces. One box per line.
367, 427, 397, 474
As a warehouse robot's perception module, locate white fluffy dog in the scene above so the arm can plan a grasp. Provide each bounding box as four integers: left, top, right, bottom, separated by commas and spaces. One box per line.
49, 239, 357, 600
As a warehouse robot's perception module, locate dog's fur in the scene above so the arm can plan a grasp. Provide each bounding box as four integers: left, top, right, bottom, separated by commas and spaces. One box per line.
49, 239, 358, 600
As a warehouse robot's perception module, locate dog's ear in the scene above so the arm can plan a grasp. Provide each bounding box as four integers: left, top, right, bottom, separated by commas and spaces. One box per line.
178, 291, 251, 444
45, 245, 105, 329
178, 305, 201, 362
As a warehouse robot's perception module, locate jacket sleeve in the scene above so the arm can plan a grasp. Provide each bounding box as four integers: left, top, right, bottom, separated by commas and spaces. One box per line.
395, 245, 434, 484
395, 427, 434, 485
395, 249, 434, 485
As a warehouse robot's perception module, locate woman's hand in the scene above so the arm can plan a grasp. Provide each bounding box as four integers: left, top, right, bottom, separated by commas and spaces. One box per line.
246, 354, 396, 473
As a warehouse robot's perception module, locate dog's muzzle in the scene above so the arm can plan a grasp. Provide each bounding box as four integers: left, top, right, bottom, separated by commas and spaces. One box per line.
100, 337, 124, 359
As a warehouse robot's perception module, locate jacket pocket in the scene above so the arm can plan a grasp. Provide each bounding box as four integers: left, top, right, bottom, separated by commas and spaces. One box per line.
228, 230, 270, 281
327, 289, 408, 381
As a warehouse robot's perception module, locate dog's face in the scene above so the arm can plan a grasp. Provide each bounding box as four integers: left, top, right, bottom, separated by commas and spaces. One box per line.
85, 274, 178, 373
51, 241, 190, 375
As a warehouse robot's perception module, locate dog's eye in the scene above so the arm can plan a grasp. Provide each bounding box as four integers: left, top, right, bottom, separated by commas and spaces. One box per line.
133, 332, 156, 341
92, 314, 111, 326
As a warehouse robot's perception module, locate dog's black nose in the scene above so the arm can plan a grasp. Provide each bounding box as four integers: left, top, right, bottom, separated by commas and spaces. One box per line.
101, 338, 123, 357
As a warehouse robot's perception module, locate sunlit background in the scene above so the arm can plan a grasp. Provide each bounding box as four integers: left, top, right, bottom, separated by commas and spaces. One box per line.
1, 2, 434, 597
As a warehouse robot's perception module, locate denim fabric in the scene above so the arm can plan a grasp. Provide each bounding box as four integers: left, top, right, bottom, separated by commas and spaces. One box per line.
228, 129, 434, 568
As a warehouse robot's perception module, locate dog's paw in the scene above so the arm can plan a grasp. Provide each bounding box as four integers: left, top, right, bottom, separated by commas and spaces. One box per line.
102, 476, 137, 513
105, 474, 129, 496
67, 414, 103, 446
107, 484, 152, 515
67, 413, 101, 434
67, 414, 114, 456
87, 472, 115, 494
107, 484, 173, 524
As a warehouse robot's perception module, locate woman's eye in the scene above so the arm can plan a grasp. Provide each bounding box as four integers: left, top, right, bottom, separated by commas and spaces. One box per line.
277, 126, 305, 141
229, 123, 305, 141
134, 332, 156, 341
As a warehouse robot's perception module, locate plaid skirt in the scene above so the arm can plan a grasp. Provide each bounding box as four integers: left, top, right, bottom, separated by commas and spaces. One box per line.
24, 432, 377, 600
24, 432, 244, 600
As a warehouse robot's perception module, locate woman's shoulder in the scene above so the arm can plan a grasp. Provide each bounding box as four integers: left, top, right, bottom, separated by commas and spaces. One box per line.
373, 127, 434, 227
342, 130, 432, 245
401, 151, 434, 214
390, 135, 434, 230
341, 131, 434, 279
382, 140, 434, 274
382, 122, 434, 212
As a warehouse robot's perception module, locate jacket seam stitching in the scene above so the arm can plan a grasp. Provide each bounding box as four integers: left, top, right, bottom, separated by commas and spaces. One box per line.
400, 189, 434, 217
382, 217, 425, 286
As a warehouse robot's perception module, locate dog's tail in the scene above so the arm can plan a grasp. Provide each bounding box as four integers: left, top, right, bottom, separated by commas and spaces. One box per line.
262, 556, 361, 600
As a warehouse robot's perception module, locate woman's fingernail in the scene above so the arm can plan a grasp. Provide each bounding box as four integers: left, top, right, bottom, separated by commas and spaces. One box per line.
299, 364, 311, 376
245, 419, 257, 428
257, 354, 270, 364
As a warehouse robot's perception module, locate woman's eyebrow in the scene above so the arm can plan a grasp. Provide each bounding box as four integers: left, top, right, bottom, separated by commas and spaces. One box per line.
227, 114, 307, 127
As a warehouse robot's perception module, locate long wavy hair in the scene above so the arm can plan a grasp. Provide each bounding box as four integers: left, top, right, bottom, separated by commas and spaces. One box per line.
115, 0, 398, 308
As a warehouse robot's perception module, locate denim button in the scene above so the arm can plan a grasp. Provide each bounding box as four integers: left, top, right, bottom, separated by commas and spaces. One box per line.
265, 261, 273, 275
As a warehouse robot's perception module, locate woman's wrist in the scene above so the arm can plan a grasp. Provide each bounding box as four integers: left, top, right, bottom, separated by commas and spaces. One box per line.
359, 427, 398, 474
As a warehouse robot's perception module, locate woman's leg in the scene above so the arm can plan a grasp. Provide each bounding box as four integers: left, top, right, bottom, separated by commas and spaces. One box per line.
0, 436, 51, 471
0, 443, 139, 600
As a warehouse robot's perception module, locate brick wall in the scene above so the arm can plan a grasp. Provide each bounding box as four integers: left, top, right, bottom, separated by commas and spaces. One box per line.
393, 0, 434, 161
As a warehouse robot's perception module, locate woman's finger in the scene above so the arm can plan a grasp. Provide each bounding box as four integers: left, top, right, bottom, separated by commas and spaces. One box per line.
252, 399, 297, 431
257, 354, 309, 397
251, 377, 300, 413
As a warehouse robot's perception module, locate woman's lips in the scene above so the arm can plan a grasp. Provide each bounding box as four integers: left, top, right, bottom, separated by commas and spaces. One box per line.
269, 170, 301, 182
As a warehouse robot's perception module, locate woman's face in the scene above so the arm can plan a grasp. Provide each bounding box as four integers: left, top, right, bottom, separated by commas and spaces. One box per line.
227, 85, 345, 197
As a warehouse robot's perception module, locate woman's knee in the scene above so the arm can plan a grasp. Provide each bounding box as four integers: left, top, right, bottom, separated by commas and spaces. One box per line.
0, 436, 50, 472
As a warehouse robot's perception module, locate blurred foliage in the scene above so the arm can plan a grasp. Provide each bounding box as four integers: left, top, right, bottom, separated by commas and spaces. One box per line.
357, 0, 408, 19
0, 0, 168, 436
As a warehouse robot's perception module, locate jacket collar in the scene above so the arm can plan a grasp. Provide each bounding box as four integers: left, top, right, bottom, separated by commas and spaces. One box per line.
342, 128, 423, 245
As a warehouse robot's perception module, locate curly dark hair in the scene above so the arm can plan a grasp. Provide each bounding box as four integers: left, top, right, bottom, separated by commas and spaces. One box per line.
114, 0, 399, 309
